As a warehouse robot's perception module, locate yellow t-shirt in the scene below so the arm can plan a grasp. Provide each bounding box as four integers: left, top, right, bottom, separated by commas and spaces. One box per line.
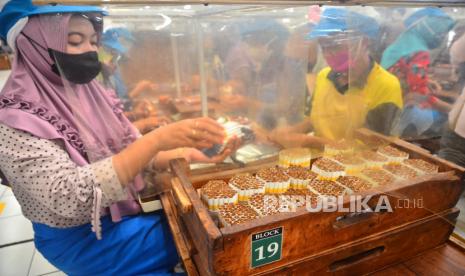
310, 63, 403, 140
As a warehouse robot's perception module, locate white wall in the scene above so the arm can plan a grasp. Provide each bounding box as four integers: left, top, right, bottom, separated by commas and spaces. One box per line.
0, 70, 10, 90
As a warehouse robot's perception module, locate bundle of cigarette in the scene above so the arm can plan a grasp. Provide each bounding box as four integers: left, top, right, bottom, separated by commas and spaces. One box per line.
218, 203, 260, 227
311, 158, 346, 180
278, 148, 312, 168
358, 150, 388, 169
256, 166, 290, 194
202, 120, 254, 157
332, 154, 365, 174
229, 174, 265, 201
308, 179, 347, 197
336, 176, 372, 193
324, 140, 353, 156
383, 163, 418, 180
285, 166, 317, 189
403, 159, 439, 175
199, 180, 238, 211
248, 194, 280, 216
360, 168, 395, 186
377, 145, 409, 164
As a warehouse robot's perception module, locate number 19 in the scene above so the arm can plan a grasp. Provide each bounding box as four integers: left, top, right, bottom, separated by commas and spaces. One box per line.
255, 242, 279, 261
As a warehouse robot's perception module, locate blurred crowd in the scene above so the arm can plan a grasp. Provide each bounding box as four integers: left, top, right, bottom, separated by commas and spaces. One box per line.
97, 6, 465, 166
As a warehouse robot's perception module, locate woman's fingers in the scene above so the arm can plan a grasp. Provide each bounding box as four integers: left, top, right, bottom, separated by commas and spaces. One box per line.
196, 118, 225, 135
193, 140, 214, 149
209, 149, 231, 163
198, 117, 224, 131
231, 136, 242, 151
189, 119, 225, 144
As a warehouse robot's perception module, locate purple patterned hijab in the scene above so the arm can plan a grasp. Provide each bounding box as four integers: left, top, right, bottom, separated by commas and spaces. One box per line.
0, 14, 144, 238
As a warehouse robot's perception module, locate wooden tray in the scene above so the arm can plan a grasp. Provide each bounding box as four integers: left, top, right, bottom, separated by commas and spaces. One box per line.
163, 188, 458, 275
164, 130, 464, 275
267, 208, 459, 275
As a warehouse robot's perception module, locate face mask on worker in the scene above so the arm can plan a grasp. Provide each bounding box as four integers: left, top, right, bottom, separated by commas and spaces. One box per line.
325, 50, 355, 73
21, 32, 101, 84
49, 50, 102, 84
323, 38, 362, 73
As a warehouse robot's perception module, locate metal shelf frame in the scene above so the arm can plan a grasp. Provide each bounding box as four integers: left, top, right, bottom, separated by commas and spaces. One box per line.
31, 0, 465, 7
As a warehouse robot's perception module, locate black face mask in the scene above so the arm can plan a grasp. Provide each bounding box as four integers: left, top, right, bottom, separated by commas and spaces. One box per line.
21, 32, 101, 84
49, 49, 101, 84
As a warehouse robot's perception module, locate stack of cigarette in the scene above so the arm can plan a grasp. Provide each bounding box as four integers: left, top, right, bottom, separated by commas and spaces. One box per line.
361, 168, 395, 186
358, 150, 388, 169
229, 174, 265, 201
308, 179, 347, 197
336, 176, 372, 193
324, 140, 353, 156
285, 166, 317, 189
377, 145, 409, 164
383, 163, 418, 180
332, 154, 365, 174
282, 188, 319, 207
199, 180, 238, 211
403, 159, 439, 175
203, 121, 252, 157
311, 158, 346, 180
218, 202, 259, 227
248, 194, 280, 216
278, 148, 312, 168
256, 166, 290, 194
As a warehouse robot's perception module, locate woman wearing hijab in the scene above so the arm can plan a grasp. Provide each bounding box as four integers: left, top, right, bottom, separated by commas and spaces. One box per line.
381, 8, 455, 138
0, 1, 234, 275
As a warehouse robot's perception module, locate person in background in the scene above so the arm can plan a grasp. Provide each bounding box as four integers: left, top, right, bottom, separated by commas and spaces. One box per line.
0, 1, 239, 274
381, 8, 455, 138
438, 31, 465, 167
304, 6, 327, 116
268, 8, 403, 148
277, 23, 316, 125
99, 28, 170, 134
101, 28, 166, 101
450, 31, 465, 90
221, 19, 291, 129
100, 27, 135, 102
438, 86, 465, 167
372, 7, 406, 63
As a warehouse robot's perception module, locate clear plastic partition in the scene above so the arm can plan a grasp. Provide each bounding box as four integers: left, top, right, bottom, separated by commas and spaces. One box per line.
99, 5, 465, 143
98, 4, 465, 237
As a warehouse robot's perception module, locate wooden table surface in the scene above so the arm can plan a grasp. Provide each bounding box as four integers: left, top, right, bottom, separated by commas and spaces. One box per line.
371, 242, 465, 276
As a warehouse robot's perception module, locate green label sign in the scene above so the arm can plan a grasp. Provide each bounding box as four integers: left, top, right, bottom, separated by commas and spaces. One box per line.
251, 227, 283, 268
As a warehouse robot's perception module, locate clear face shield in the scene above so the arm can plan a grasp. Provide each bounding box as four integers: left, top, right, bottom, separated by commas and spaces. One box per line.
313, 30, 373, 141
24, 13, 136, 163
390, 13, 455, 140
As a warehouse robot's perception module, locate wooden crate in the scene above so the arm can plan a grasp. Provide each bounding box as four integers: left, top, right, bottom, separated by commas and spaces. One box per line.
267, 208, 459, 275
163, 132, 464, 275
163, 188, 458, 275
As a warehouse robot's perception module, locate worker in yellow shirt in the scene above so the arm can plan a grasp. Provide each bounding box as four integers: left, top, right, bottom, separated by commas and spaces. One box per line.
269, 8, 403, 148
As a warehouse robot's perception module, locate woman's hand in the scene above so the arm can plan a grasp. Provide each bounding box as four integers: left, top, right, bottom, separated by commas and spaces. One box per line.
183, 147, 231, 164
149, 117, 225, 151
129, 80, 159, 99
115, 117, 223, 186
133, 116, 171, 134
153, 137, 242, 170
